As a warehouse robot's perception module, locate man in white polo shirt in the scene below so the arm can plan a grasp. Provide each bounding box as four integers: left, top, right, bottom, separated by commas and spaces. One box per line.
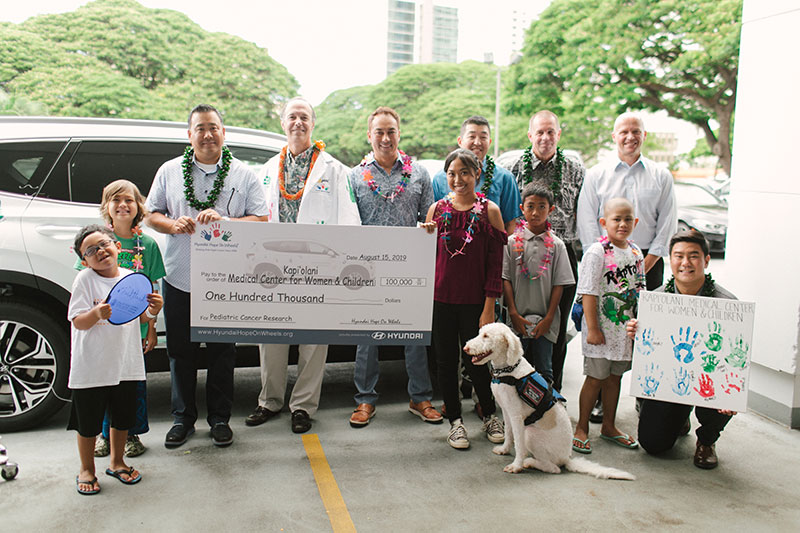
146, 104, 269, 449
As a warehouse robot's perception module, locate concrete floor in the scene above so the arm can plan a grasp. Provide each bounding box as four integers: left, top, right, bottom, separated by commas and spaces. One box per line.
3, 337, 800, 532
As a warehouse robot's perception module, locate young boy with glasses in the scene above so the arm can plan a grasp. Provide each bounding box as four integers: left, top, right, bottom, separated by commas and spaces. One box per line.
68, 224, 162, 495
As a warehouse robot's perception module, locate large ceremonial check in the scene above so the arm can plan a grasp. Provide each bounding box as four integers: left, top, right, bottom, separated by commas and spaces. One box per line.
190, 220, 436, 345
630, 290, 755, 412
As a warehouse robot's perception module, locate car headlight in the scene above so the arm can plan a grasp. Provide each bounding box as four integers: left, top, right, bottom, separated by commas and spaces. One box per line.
691, 219, 725, 234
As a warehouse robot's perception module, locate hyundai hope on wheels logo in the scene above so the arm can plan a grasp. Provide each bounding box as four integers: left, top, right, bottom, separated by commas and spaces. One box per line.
200, 223, 233, 242
371, 332, 386, 340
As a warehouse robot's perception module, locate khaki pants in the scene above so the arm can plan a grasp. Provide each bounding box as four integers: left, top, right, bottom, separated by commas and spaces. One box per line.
257, 344, 328, 416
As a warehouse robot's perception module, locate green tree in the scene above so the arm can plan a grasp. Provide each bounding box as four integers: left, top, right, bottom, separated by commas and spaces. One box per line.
0, 89, 47, 116
313, 86, 372, 166
496, 112, 531, 155
373, 62, 497, 157
0, 0, 298, 130
316, 61, 520, 166
507, 0, 741, 174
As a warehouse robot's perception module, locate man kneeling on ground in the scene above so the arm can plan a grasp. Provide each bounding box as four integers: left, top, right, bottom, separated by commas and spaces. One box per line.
627, 229, 735, 469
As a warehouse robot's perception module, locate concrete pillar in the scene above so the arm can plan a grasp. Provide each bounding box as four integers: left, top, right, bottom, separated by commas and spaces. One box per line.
728, 1, 800, 426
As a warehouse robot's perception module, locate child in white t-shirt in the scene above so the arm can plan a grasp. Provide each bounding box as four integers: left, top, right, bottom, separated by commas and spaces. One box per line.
572, 198, 644, 455
68, 224, 162, 495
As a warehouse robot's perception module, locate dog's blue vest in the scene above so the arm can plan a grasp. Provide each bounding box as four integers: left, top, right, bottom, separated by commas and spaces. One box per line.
492, 371, 565, 425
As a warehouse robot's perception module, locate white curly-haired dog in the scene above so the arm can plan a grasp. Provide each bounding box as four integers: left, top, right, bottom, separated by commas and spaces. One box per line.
465, 322, 634, 480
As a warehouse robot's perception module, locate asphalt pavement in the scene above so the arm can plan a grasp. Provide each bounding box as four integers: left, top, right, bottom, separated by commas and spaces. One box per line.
3, 323, 799, 531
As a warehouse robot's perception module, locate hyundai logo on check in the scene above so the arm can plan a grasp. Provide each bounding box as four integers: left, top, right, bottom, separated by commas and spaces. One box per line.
372, 331, 386, 340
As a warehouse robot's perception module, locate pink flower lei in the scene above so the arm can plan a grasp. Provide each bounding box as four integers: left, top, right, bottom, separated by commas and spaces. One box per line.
439, 192, 486, 258
360, 150, 413, 201
108, 223, 145, 273
598, 235, 645, 292
513, 222, 554, 281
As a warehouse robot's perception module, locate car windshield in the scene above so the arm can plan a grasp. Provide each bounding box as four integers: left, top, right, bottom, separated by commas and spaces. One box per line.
674, 182, 726, 208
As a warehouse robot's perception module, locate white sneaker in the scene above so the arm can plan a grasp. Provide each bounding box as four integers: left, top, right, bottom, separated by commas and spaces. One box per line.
482, 414, 505, 444
448, 419, 470, 449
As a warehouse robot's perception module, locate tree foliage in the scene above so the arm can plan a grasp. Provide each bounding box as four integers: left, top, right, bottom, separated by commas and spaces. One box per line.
507, 0, 742, 173
315, 61, 529, 166
0, 89, 47, 116
313, 86, 372, 167
0, 0, 298, 130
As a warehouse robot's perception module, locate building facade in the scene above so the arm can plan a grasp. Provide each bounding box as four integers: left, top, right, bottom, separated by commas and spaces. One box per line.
419, 1, 458, 64
387, 0, 416, 76
387, 0, 458, 76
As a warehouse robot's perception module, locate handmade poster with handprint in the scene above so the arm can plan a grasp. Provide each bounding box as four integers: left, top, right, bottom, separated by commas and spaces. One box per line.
630, 290, 755, 412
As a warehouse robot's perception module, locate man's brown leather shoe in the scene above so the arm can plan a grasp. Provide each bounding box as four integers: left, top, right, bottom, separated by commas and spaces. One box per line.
349, 403, 375, 428
694, 441, 719, 469
409, 400, 443, 424
245, 406, 279, 426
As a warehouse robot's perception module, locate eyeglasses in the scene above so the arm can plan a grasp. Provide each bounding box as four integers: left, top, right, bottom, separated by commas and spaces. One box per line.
83, 239, 115, 258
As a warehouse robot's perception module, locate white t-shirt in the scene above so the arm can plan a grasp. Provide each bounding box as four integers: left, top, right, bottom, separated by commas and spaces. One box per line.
67, 268, 146, 389
576, 241, 644, 361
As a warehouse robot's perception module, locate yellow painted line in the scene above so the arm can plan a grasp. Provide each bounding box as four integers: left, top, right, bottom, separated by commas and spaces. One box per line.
302, 434, 356, 533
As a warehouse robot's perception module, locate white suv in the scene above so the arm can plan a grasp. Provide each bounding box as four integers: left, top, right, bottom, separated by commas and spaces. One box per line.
0, 116, 284, 431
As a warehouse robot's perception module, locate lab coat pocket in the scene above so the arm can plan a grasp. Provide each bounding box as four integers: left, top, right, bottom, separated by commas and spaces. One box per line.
300, 184, 334, 224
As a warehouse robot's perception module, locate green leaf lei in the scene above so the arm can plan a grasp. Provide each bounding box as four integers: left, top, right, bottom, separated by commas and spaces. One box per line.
521, 146, 564, 201
664, 273, 716, 296
182, 145, 232, 211
481, 155, 495, 196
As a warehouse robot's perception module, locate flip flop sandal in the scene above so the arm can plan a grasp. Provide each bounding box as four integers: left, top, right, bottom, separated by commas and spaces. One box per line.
105, 466, 142, 485
76, 476, 100, 495
572, 437, 592, 454
600, 433, 639, 449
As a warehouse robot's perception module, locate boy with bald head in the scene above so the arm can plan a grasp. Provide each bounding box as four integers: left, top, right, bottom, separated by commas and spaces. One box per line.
571, 198, 645, 455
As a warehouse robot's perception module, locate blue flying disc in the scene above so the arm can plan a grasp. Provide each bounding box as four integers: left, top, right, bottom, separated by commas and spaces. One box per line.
106, 272, 153, 325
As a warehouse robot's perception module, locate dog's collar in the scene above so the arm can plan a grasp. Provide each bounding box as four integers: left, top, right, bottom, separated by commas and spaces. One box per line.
491, 360, 521, 376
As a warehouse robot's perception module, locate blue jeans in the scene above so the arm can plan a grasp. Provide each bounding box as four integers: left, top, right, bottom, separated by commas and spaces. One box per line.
521, 336, 554, 383
101, 380, 148, 439
353, 344, 433, 405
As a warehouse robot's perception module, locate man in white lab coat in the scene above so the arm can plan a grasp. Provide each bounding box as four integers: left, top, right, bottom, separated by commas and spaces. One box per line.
246, 97, 360, 433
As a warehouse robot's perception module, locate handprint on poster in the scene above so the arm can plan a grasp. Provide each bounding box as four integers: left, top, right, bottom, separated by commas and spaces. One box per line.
630, 291, 754, 412
671, 367, 692, 397
635, 328, 654, 356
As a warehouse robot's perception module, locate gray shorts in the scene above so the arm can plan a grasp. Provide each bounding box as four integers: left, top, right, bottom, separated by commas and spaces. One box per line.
583, 357, 632, 380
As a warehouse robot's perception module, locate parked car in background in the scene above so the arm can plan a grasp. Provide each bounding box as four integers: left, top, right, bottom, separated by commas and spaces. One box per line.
673, 180, 728, 253
709, 177, 730, 200
0, 116, 284, 431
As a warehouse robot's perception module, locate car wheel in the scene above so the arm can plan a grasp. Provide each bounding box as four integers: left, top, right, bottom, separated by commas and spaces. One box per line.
253, 263, 283, 289
340, 265, 371, 291
0, 299, 70, 432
